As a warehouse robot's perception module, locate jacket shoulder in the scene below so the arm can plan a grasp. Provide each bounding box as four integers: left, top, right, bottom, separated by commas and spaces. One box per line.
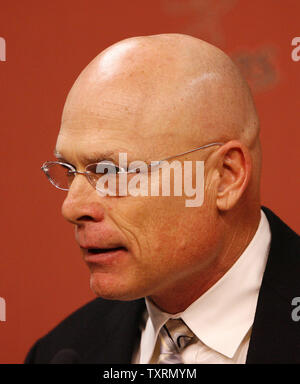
25, 297, 145, 363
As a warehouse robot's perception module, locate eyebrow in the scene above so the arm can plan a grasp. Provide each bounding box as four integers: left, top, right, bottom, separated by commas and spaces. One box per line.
53, 149, 119, 164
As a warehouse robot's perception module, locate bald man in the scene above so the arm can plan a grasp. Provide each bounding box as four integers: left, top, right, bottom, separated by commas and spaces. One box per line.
26, 34, 299, 364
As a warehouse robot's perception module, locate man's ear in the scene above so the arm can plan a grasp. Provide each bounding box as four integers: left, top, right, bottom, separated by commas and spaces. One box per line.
216, 140, 252, 211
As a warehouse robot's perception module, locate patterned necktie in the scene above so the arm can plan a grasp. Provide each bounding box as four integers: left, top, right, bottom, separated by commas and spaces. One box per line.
157, 318, 195, 364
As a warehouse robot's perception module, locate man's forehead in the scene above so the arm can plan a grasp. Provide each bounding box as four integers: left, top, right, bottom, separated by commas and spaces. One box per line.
59, 107, 147, 145
56, 112, 165, 165
57, 93, 206, 166
62, 89, 145, 123
60, 81, 185, 143
56, 115, 183, 167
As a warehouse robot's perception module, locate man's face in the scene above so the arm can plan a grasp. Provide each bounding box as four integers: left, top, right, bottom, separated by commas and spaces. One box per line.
55, 70, 221, 304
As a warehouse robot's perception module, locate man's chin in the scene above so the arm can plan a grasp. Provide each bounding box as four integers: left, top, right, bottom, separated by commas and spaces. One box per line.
89, 273, 142, 302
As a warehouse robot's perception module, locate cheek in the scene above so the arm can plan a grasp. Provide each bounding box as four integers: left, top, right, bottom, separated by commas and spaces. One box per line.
105, 197, 182, 267
151, 206, 220, 267
108, 195, 218, 269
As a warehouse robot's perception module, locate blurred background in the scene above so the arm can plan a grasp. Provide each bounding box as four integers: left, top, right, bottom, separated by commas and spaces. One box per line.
0, 0, 299, 363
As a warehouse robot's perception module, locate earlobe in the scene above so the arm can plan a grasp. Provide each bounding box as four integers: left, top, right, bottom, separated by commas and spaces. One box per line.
216, 141, 251, 211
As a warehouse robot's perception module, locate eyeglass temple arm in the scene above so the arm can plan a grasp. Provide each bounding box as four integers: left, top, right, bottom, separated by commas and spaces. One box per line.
126, 142, 224, 174
150, 142, 224, 167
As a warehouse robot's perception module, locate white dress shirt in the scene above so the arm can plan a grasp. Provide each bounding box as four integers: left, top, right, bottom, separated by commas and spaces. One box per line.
132, 210, 271, 364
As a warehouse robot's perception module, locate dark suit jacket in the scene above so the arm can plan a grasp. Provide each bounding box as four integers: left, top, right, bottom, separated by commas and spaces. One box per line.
25, 207, 300, 364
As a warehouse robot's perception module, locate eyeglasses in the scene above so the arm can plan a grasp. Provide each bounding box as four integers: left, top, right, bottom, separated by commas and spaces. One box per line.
41, 142, 223, 194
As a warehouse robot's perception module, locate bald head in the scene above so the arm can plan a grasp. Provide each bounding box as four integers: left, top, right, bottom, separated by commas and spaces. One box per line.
62, 34, 259, 152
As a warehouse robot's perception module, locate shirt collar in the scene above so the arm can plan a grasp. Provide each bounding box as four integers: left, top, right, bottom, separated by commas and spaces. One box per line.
140, 210, 271, 362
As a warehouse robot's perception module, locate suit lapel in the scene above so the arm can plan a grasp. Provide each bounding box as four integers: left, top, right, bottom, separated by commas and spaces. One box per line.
246, 207, 300, 363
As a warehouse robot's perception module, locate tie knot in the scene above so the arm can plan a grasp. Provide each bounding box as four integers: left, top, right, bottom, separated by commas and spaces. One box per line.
164, 318, 195, 349
157, 318, 196, 364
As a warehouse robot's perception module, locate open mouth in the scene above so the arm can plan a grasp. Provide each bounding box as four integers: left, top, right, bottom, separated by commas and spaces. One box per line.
87, 246, 127, 255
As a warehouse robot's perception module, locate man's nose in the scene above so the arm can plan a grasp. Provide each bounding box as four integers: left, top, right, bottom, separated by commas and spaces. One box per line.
61, 177, 105, 225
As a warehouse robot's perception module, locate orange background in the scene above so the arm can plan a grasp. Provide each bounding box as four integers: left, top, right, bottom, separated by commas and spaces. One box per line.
0, 0, 299, 363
